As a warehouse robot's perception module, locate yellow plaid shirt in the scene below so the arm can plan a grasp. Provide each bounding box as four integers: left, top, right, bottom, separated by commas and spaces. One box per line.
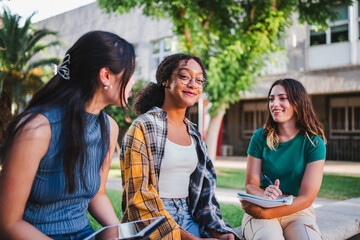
120, 107, 237, 239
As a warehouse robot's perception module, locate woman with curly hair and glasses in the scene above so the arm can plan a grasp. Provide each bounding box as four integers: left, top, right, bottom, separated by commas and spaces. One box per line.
0, 31, 135, 239
241, 78, 326, 240
120, 53, 237, 240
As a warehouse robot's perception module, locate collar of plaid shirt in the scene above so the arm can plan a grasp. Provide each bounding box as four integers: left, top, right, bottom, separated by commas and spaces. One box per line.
139, 107, 238, 238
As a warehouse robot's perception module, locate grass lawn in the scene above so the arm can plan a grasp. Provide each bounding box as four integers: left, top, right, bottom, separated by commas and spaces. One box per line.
216, 168, 360, 200
88, 189, 245, 231
87, 189, 122, 231
219, 203, 244, 228
109, 167, 360, 200
318, 174, 360, 200
100, 167, 360, 231
109, 162, 121, 178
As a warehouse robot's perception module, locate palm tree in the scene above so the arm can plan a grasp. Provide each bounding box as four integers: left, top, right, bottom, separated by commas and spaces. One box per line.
0, 8, 60, 143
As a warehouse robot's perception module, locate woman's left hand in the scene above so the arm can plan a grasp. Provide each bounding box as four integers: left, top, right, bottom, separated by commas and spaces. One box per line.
240, 200, 265, 219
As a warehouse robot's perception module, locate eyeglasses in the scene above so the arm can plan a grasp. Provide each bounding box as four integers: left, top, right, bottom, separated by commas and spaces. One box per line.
172, 70, 207, 89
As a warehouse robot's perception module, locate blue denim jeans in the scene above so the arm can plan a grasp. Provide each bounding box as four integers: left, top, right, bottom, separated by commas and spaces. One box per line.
48, 225, 95, 240
162, 198, 200, 237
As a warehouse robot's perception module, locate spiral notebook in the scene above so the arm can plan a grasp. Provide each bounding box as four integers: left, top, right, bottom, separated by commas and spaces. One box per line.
237, 192, 293, 208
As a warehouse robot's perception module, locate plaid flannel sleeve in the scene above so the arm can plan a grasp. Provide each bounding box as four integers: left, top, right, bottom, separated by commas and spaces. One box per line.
195, 156, 236, 236
120, 122, 180, 240
188, 130, 239, 239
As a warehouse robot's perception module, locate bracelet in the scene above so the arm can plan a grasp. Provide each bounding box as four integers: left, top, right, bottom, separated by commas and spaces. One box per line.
257, 208, 263, 219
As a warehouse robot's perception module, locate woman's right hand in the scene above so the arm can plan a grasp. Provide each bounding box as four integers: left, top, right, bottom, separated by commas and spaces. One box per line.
263, 179, 282, 199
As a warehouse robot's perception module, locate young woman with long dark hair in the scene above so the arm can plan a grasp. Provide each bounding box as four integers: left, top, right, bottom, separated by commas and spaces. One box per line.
0, 31, 135, 239
241, 78, 326, 240
120, 53, 237, 240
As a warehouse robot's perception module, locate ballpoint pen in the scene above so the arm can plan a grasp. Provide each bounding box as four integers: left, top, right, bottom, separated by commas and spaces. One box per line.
263, 174, 274, 185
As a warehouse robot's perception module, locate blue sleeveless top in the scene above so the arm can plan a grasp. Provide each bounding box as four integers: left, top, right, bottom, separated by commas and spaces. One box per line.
23, 106, 110, 235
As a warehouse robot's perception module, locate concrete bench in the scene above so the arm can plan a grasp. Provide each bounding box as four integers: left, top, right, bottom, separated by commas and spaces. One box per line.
316, 197, 360, 240
233, 197, 360, 240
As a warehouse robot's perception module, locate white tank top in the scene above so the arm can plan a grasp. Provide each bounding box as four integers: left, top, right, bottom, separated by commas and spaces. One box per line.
159, 137, 198, 198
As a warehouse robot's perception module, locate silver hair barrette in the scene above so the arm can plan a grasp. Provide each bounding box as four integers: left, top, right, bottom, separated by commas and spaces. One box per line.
56, 53, 71, 80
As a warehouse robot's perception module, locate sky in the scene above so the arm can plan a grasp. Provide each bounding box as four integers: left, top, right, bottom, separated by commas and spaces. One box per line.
0, 0, 96, 23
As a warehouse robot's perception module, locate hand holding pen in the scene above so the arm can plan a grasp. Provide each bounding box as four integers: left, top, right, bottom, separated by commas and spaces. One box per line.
263, 174, 282, 200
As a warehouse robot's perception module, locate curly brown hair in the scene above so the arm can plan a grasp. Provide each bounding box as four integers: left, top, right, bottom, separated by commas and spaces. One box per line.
264, 78, 327, 149
134, 53, 206, 115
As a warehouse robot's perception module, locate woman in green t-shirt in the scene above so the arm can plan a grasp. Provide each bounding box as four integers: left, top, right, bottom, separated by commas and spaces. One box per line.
241, 78, 327, 240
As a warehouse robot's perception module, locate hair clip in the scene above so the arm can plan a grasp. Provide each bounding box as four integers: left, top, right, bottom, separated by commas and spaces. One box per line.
57, 54, 71, 80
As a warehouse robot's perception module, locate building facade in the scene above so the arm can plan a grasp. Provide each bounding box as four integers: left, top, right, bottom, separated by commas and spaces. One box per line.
223, 3, 360, 161
36, 2, 360, 161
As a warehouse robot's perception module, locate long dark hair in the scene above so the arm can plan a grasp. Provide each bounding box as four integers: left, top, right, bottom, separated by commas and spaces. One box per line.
264, 78, 326, 149
134, 53, 206, 115
2, 31, 135, 193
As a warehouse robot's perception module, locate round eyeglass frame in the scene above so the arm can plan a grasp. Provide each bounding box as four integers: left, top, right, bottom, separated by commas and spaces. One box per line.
171, 73, 207, 89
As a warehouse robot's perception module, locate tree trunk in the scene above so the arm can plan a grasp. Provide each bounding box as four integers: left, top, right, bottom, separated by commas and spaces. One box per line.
0, 90, 12, 144
205, 104, 226, 162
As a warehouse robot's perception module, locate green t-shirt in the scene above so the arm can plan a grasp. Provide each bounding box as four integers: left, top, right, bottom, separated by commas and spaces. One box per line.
247, 128, 326, 196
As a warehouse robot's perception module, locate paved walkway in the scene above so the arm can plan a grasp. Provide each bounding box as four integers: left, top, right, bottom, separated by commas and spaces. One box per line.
215, 156, 360, 176
111, 153, 360, 176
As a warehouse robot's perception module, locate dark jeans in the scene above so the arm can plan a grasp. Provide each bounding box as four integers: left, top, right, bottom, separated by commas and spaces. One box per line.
48, 225, 95, 240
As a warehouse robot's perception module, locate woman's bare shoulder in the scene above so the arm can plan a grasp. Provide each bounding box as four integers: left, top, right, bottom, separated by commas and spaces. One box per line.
17, 113, 51, 140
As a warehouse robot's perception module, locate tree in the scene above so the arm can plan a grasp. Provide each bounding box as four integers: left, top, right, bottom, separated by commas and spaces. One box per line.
0, 8, 60, 143
98, 0, 353, 160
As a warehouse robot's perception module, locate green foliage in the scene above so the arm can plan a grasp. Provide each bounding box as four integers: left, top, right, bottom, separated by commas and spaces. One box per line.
0, 8, 60, 114
105, 80, 146, 138
97, 0, 353, 116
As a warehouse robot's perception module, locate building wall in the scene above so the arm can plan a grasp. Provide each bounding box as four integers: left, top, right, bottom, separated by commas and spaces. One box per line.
35, 2, 173, 82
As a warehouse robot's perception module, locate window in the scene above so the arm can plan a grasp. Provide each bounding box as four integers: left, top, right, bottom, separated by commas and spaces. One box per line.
244, 111, 254, 131
331, 107, 346, 130
329, 97, 360, 138
330, 24, 349, 43
310, 29, 326, 45
355, 106, 360, 129
150, 37, 177, 82
310, 5, 349, 46
242, 101, 267, 138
